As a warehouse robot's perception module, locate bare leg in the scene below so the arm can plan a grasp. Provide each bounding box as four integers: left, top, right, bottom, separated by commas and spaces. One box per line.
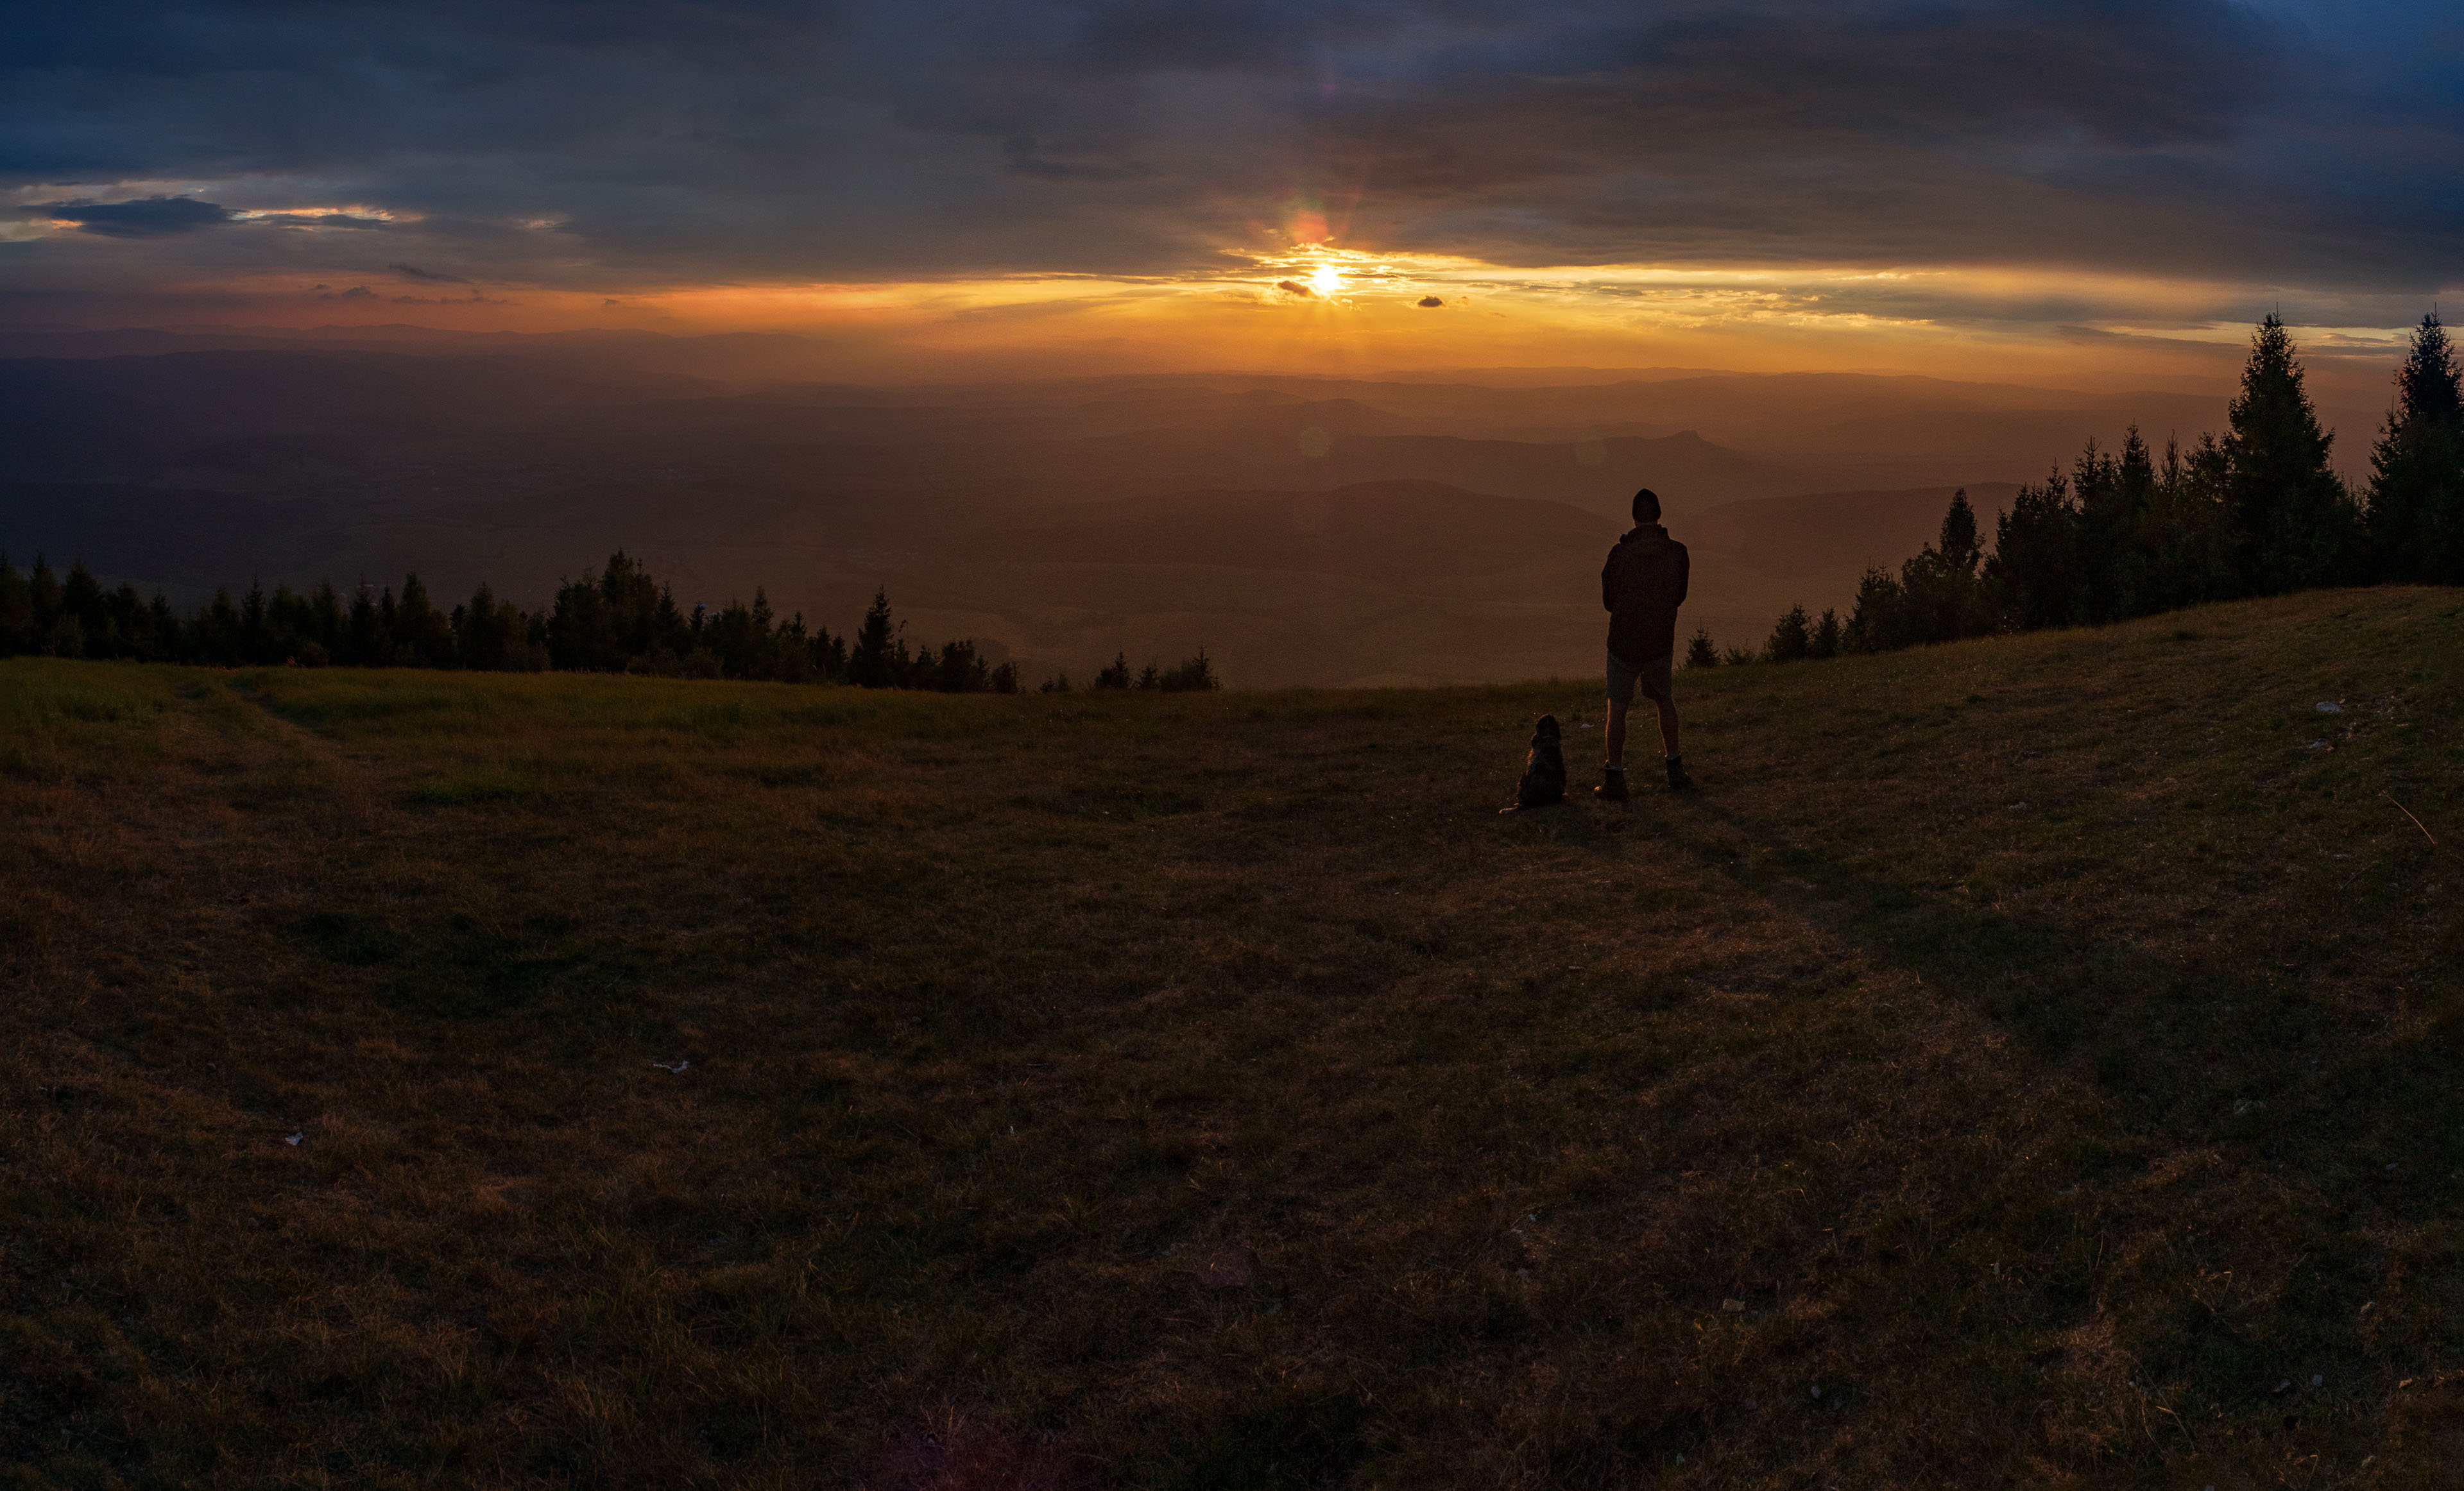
1656, 695, 1680, 758
1605, 696, 1629, 767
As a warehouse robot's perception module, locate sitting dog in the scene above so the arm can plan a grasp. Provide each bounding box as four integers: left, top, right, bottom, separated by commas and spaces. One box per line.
1502, 713, 1567, 812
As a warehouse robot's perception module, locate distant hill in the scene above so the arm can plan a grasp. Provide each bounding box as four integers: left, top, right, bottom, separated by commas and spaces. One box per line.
0, 340, 2392, 681
973, 480, 1623, 579
1688, 483, 2024, 584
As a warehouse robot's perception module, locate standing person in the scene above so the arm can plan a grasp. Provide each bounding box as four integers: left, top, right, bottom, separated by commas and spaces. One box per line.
1597, 488, 1693, 799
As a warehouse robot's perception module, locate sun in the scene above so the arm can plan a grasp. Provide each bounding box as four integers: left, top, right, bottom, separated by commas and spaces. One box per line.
1310, 262, 1344, 298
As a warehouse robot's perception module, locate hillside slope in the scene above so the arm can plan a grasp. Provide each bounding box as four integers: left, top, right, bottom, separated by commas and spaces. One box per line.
3, 589, 2460, 1488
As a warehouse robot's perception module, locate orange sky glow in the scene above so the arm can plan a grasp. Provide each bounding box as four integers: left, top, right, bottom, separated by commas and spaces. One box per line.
101, 239, 2421, 395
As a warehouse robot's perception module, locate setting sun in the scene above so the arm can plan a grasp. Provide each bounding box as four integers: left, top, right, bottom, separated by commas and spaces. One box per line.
1310, 262, 1344, 298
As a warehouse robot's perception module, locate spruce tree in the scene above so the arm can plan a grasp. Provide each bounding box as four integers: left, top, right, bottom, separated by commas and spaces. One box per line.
1888, 490, 1992, 645
1682, 627, 1720, 669
146, 593, 177, 659
309, 582, 344, 658
62, 561, 106, 659
1159, 648, 1219, 691
848, 590, 900, 688
2366, 312, 2464, 584
2225, 314, 2356, 593
200, 588, 243, 665
1938, 488, 1982, 575
239, 580, 273, 664
2073, 433, 2160, 621
0, 554, 28, 655
28, 556, 61, 642
1764, 604, 1811, 661
395, 573, 454, 667
809, 624, 849, 683
2134, 433, 2233, 612
1985, 471, 2078, 631
1810, 608, 1840, 660
1842, 566, 1907, 653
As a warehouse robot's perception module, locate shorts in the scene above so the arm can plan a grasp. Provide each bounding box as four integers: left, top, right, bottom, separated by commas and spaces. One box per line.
1605, 649, 1672, 706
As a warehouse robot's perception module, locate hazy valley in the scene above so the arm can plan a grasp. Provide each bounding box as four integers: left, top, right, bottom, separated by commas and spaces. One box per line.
0, 327, 2377, 685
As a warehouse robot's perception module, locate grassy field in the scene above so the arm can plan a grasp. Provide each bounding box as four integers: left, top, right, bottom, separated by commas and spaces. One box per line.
4, 587, 2461, 1490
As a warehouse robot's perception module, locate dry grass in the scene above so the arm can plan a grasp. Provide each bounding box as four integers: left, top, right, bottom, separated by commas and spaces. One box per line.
3, 587, 2461, 1490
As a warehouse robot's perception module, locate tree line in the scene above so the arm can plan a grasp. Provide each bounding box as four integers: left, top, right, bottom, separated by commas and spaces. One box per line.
1700, 313, 2464, 667
1038, 651, 1222, 693
0, 547, 1219, 693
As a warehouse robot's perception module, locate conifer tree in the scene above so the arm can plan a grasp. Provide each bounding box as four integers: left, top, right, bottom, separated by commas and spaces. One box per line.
0, 554, 28, 655
58, 561, 105, 658
309, 582, 344, 660
456, 581, 535, 671
395, 573, 456, 667
239, 580, 274, 663
1938, 487, 1982, 575
1094, 652, 1133, 689
1159, 649, 1219, 691
773, 612, 814, 683
28, 556, 61, 643
109, 584, 150, 659
2366, 312, 2464, 584
1917, 488, 1992, 639
1682, 626, 1720, 669
2225, 314, 2357, 593
198, 588, 243, 665
1809, 608, 1840, 660
2073, 432, 2160, 620
1764, 604, 1811, 662
547, 573, 612, 671
848, 589, 902, 688
2134, 433, 2234, 612
1842, 565, 1906, 654
1986, 470, 2078, 631
347, 584, 381, 665
809, 624, 849, 683
147, 593, 178, 659
939, 640, 993, 692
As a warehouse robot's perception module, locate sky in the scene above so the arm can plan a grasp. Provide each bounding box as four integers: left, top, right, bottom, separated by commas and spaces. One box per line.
4, 0, 2460, 382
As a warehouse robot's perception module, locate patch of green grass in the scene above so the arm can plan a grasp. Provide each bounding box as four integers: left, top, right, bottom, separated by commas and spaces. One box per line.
0, 661, 171, 781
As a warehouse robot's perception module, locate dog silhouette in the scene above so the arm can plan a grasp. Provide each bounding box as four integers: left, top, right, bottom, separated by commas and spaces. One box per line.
1504, 714, 1566, 811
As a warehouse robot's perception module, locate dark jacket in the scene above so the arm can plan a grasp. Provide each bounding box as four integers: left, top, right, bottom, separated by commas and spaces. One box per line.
1602, 524, 1689, 666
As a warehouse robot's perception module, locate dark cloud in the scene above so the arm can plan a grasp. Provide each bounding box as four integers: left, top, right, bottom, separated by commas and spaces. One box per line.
390, 262, 467, 282
1276, 280, 1315, 298
1417, 296, 1442, 307
41, 196, 230, 237
3, 1, 2459, 309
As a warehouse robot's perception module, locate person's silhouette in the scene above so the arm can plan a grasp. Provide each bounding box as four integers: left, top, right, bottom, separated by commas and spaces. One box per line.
1596, 487, 1692, 797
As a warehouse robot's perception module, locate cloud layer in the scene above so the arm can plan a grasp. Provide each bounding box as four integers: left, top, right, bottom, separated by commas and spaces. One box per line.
3, 1, 2459, 332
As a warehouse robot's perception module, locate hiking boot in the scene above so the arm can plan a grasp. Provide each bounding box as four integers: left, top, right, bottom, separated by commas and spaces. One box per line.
1593, 765, 1630, 801
1665, 754, 1693, 791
